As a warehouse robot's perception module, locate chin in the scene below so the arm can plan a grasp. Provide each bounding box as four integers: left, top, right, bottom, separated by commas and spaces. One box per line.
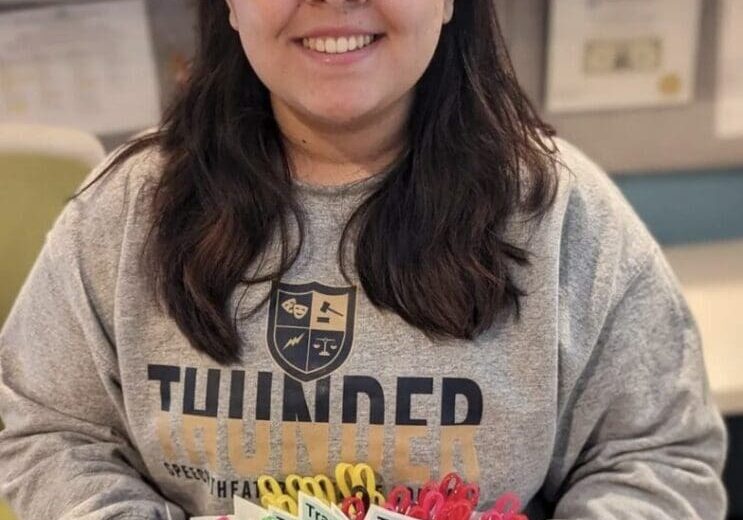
306, 103, 379, 129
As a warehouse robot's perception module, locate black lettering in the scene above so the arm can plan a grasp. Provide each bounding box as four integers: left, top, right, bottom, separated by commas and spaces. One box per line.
229, 370, 245, 419
315, 377, 331, 423
163, 462, 175, 477
218, 480, 227, 498
256, 371, 273, 421
283, 375, 311, 422
242, 480, 253, 498
183, 466, 193, 479
231, 480, 239, 498
396, 377, 433, 426
342, 376, 385, 424
183, 367, 220, 417
441, 378, 483, 426
147, 365, 180, 412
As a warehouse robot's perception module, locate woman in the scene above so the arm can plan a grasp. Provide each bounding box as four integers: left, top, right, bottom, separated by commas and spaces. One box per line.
0, 0, 728, 518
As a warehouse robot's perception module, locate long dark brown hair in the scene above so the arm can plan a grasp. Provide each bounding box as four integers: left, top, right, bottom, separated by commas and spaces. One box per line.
73, 0, 560, 365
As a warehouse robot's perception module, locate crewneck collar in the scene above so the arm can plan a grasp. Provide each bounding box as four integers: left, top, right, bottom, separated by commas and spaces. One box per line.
291, 169, 388, 198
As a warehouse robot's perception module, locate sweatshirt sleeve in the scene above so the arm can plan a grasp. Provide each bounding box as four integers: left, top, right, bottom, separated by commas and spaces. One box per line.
0, 153, 186, 519
547, 248, 728, 519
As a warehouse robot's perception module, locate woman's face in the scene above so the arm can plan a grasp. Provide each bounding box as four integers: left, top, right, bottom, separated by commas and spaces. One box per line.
224, 0, 455, 128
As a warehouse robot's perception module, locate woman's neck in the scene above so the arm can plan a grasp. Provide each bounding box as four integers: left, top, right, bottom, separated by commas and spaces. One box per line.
271, 94, 412, 186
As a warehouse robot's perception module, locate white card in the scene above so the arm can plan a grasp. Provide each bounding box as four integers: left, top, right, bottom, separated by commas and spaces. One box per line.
365, 505, 413, 520
234, 495, 271, 520
330, 503, 349, 520
269, 505, 299, 520
298, 492, 338, 520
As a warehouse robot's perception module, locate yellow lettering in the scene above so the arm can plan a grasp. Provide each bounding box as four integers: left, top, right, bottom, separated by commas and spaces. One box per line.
182, 415, 218, 467
156, 411, 177, 459
340, 424, 385, 469
227, 419, 270, 476
440, 426, 480, 482
393, 426, 432, 482
280, 423, 331, 474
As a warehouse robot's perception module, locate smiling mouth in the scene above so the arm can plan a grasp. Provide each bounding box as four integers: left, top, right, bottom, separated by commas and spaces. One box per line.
299, 34, 383, 54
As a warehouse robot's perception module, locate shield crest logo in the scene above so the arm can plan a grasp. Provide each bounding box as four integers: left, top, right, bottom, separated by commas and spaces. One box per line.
266, 281, 357, 382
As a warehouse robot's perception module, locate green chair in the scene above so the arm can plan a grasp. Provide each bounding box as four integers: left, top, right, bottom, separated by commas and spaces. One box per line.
1, 124, 104, 520
0, 123, 105, 329
0, 501, 13, 520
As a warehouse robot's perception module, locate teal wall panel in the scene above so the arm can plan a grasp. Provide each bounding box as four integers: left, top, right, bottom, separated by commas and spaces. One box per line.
612, 169, 743, 246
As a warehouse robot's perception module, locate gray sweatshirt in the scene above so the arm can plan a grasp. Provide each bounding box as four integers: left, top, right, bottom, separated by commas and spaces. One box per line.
0, 138, 728, 520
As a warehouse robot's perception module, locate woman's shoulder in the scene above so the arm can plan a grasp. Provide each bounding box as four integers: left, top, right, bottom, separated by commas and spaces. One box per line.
73, 127, 165, 213
511, 136, 666, 333
549, 136, 660, 274
45, 129, 165, 269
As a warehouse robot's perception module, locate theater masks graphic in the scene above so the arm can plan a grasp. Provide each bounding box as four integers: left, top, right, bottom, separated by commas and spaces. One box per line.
267, 282, 357, 382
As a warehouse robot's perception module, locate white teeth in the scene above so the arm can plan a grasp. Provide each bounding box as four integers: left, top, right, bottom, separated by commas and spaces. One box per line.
302, 34, 377, 54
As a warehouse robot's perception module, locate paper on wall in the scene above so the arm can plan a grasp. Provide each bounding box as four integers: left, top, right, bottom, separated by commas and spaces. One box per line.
545, 0, 702, 112
0, 0, 160, 134
716, 0, 743, 138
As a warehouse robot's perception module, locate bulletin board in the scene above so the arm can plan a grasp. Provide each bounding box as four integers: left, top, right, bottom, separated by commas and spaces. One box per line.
499, 0, 743, 174
0, 0, 196, 152
2, 0, 742, 175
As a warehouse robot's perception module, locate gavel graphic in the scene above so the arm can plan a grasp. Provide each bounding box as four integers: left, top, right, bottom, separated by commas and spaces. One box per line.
317, 301, 344, 323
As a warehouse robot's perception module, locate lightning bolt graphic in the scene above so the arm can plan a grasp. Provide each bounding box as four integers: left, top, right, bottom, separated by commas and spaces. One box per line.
283, 332, 305, 350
